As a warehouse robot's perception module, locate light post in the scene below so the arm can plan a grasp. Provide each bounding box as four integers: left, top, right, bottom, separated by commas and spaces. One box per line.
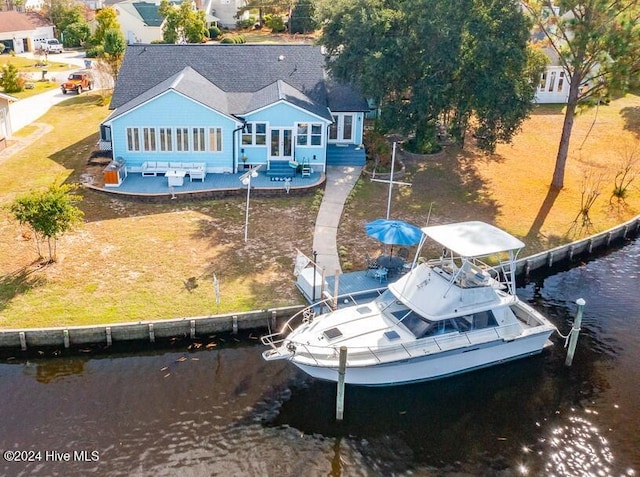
239, 164, 262, 242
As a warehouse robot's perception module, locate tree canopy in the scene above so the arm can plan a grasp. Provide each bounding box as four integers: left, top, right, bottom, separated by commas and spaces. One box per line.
159, 0, 208, 44
524, 0, 640, 189
9, 183, 84, 263
317, 0, 545, 153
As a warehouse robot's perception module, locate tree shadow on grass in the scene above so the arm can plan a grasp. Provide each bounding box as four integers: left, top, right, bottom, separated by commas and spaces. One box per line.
0, 262, 47, 312
619, 105, 640, 139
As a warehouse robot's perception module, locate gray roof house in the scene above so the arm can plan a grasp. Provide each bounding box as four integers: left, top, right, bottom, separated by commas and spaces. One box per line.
100, 44, 368, 188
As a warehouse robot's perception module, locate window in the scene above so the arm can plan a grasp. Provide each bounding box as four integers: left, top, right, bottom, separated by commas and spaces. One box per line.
192, 127, 205, 152
143, 127, 156, 152
159, 128, 172, 152
126, 127, 140, 151
176, 127, 189, 151
311, 124, 322, 145
242, 122, 267, 145
557, 72, 565, 92
539, 72, 547, 90
297, 122, 323, 146
548, 71, 556, 92
209, 127, 222, 152
297, 123, 309, 145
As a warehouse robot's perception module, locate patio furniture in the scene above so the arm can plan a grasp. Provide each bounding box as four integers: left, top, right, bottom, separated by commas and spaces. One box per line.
365, 252, 379, 276
165, 169, 187, 187
373, 267, 388, 283
376, 255, 405, 274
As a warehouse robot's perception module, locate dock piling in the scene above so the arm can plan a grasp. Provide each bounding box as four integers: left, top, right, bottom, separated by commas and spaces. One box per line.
336, 346, 347, 421
565, 298, 586, 367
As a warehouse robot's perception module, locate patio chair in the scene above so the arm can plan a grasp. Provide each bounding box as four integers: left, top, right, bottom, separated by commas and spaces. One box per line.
397, 247, 410, 261
365, 252, 379, 276
374, 267, 388, 283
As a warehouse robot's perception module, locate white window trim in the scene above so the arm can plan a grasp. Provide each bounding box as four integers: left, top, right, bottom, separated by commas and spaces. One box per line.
242, 122, 268, 147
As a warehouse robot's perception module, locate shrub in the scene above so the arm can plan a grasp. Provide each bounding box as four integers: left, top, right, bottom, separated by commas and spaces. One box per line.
208, 26, 221, 39
0, 43, 5, 54
0, 63, 25, 93
265, 14, 286, 33
85, 45, 104, 58
236, 16, 256, 30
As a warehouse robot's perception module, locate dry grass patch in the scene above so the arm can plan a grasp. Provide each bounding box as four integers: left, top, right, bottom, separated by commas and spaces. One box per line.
340, 94, 640, 270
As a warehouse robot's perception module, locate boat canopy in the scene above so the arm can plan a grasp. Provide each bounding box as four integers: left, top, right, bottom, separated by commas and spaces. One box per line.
421, 221, 525, 257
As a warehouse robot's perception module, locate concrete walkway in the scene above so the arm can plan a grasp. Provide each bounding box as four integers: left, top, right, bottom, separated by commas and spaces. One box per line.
312, 165, 363, 275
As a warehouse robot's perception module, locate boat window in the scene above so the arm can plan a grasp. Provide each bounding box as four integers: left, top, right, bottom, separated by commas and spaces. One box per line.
375, 289, 397, 311
397, 311, 433, 338
471, 310, 498, 330
422, 319, 459, 337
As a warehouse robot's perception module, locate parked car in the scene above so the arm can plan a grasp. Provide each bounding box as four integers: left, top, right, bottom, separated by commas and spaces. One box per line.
61, 71, 93, 94
39, 39, 63, 54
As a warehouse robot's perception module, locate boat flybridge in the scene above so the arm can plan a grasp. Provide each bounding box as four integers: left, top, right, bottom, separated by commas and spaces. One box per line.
261, 221, 557, 386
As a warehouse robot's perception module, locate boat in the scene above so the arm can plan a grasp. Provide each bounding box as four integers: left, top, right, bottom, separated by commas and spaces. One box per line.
261, 221, 557, 386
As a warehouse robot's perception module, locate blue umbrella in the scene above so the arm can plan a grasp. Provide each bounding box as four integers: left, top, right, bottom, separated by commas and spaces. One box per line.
365, 219, 423, 249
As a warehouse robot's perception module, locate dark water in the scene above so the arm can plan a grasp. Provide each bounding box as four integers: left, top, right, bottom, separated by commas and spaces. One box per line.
1, 239, 639, 477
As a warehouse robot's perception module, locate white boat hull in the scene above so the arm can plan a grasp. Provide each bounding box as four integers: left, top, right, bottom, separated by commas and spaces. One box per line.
290, 329, 554, 386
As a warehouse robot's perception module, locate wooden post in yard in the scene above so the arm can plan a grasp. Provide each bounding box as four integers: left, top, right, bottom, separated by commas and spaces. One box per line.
336, 346, 348, 421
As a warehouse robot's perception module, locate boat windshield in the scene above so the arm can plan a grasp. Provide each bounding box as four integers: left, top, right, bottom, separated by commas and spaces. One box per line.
376, 290, 434, 338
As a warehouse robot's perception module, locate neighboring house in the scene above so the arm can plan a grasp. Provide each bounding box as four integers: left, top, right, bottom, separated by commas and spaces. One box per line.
204, 0, 246, 29
535, 46, 570, 104
0, 92, 17, 144
114, 1, 165, 44
0, 10, 54, 54
100, 44, 368, 179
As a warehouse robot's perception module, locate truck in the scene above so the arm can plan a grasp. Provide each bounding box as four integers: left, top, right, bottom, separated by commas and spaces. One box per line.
61, 71, 93, 94
37, 39, 63, 54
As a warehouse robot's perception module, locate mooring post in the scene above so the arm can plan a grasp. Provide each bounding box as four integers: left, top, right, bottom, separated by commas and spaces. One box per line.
565, 298, 586, 367
333, 270, 340, 310
336, 346, 348, 421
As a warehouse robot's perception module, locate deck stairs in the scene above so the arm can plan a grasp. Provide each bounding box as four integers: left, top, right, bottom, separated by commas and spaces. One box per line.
326, 144, 366, 166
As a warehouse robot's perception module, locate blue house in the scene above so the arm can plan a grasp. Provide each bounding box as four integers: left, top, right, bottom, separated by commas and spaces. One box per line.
100, 44, 369, 185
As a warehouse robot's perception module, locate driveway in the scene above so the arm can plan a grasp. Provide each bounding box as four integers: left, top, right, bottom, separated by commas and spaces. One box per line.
10, 51, 110, 134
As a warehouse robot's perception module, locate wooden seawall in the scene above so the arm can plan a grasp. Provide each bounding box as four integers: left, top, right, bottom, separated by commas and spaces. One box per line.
1, 215, 638, 352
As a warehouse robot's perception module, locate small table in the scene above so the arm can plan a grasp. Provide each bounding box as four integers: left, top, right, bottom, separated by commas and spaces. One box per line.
376, 255, 405, 272
165, 169, 186, 187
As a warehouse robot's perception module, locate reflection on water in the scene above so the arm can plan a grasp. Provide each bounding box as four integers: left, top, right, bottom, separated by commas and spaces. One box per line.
1, 238, 639, 476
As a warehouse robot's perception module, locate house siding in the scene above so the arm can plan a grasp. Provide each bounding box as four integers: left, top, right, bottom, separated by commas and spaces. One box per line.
243, 102, 330, 172
110, 90, 240, 172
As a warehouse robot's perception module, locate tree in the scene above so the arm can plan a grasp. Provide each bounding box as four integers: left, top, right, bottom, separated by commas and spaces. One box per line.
159, 0, 208, 43
524, 0, 640, 190
318, 0, 543, 154
9, 183, 84, 263
290, 0, 318, 34
43, 0, 88, 36
235, 0, 290, 27
0, 63, 24, 93
62, 21, 91, 47
103, 28, 126, 80
92, 7, 120, 46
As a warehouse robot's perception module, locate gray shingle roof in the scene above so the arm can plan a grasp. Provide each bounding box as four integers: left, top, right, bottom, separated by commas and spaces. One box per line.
111, 44, 369, 116
105, 66, 233, 123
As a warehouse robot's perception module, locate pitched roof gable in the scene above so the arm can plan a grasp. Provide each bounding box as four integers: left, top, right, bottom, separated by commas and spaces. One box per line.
111, 44, 369, 114
132, 2, 164, 27
105, 66, 234, 123
236, 80, 332, 120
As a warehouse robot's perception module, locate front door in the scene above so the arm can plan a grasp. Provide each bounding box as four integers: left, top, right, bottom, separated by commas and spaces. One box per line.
270, 128, 293, 160
328, 113, 355, 143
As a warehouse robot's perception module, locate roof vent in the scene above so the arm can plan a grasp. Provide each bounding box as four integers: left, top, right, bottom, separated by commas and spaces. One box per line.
278, 55, 285, 61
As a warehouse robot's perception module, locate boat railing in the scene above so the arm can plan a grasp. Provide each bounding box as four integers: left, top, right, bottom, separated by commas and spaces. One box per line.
284, 321, 526, 367
260, 287, 387, 348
